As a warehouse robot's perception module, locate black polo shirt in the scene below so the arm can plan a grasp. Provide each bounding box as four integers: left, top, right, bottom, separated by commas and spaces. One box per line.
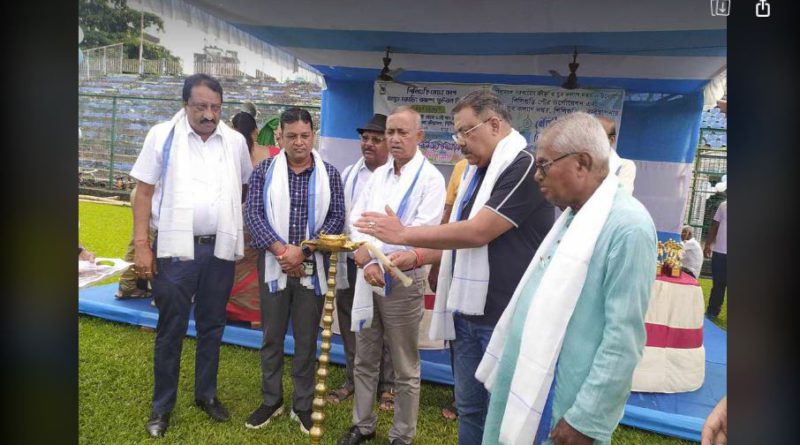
457, 148, 554, 327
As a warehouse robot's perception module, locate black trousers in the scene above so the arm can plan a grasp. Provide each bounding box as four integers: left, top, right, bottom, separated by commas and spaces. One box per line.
151, 240, 235, 415
707, 252, 727, 317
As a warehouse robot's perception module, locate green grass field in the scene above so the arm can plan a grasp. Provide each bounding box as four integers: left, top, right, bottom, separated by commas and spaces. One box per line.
79, 201, 724, 444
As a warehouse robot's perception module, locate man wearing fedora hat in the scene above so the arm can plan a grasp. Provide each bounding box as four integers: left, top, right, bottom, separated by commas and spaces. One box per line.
328, 113, 395, 407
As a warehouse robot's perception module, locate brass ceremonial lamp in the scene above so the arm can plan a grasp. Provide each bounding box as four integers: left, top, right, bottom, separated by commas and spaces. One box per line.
299, 233, 364, 445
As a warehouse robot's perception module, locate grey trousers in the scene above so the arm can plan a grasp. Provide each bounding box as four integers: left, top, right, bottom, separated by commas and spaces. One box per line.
257, 252, 324, 412
336, 257, 395, 393
353, 269, 425, 444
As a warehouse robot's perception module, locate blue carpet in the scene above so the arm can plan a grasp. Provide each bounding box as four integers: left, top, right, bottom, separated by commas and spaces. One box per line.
79, 283, 725, 441
79, 284, 454, 384
624, 317, 727, 441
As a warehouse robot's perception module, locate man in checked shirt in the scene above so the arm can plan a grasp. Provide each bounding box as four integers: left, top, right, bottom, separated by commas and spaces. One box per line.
243, 107, 345, 434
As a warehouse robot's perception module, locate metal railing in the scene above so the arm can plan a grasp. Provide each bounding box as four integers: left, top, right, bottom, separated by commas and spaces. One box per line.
122, 59, 183, 76
79, 93, 320, 195
684, 127, 727, 277
80, 43, 183, 80
194, 61, 244, 78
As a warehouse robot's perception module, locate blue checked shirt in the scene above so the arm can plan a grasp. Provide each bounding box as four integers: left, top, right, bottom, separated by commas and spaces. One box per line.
245, 155, 345, 249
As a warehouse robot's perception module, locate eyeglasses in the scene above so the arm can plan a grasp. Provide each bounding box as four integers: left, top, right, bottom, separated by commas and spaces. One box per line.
187, 102, 222, 113
451, 117, 493, 144
360, 134, 385, 144
534, 152, 579, 177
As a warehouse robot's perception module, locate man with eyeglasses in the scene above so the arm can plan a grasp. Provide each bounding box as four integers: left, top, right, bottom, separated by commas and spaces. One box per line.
478, 112, 656, 445
129, 73, 253, 438
243, 107, 346, 434
354, 90, 553, 444
327, 114, 396, 410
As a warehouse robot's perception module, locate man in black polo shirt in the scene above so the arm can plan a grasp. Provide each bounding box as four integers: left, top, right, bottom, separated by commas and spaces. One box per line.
354, 90, 553, 445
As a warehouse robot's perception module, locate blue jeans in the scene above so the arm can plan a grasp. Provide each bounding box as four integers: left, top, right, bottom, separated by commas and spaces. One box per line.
453, 314, 495, 445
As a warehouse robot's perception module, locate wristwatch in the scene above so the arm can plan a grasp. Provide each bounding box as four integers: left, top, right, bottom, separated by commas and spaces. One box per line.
301, 245, 314, 258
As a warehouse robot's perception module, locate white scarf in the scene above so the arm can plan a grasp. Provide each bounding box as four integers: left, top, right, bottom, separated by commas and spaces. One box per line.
262, 149, 331, 295
608, 149, 622, 175
475, 174, 619, 445
429, 129, 528, 340
155, 109, 244, 261
335, 158, 366, 290
350, 150, 428, 332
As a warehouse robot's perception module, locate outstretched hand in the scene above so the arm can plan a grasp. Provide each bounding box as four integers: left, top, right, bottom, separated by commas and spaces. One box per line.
354, 205, 406, 245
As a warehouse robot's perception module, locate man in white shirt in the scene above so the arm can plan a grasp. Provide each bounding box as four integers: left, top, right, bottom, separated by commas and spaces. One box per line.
328, 114, 395, 408
130, 74, 253, 438
681, 225, 704, 279
598, 116, 637, 194
704, 199, 727, 318
337, 106, 446, 445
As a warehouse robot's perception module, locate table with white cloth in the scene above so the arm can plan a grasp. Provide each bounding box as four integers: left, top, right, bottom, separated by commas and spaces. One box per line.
632, 272, 706, 393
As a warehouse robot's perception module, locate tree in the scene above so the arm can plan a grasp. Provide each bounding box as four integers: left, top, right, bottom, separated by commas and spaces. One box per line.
79, 0, 180, 62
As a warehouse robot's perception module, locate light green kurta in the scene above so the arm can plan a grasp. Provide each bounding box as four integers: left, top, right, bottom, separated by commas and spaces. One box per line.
483, 188, 657, 445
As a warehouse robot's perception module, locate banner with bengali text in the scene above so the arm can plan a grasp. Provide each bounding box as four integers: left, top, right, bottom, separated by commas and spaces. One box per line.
374, 81, 624, 165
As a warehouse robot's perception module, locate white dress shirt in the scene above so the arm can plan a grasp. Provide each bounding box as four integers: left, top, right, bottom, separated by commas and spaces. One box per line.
349, 151, 445, 260
682, 238, 703, 277
343, 160, 380, 259
130, 115, 252, 235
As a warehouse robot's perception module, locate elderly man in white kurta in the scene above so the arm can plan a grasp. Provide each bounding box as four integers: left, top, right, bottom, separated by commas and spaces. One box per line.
479, 112, 656, 445
336, 106, 445, 445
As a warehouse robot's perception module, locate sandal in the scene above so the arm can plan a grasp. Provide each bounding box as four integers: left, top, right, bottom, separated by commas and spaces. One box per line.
326, 386, 354, 404
441, 400, 458, 420
378, 389, 395, 411
115, 288, 151, 299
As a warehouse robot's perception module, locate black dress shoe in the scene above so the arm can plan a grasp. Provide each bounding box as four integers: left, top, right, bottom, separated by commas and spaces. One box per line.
195, 397, 230, 422
145, 412, 170, 438
337, 425, 376, 445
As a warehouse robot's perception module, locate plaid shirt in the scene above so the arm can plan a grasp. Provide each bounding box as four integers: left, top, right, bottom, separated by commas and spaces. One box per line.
245, 155, 345, 249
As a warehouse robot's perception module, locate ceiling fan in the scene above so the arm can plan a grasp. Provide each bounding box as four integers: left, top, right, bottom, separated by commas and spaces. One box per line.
377, 46, 416, 87
548, 47, 583, 90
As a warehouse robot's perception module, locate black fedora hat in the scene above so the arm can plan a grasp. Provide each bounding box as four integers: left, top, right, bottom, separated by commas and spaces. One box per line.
357, 113, 387, 134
